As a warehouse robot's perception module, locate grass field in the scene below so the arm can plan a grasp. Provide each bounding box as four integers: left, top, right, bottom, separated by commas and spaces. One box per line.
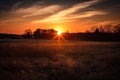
0, 39, 120, 80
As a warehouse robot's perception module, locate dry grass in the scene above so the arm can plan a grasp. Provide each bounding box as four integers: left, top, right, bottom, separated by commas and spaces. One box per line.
0, 40, 120, 80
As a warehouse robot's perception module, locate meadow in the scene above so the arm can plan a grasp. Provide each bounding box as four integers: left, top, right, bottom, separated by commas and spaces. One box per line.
0, 39, 120, 80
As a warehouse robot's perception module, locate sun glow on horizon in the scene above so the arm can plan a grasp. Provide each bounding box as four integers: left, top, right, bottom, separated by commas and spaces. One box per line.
57, 29, 62, 36
54, 26, 65, 36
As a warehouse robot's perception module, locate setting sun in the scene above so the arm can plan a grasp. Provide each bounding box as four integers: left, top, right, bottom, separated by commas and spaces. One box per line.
54, 26, 64, 36
57, 29, 62, 36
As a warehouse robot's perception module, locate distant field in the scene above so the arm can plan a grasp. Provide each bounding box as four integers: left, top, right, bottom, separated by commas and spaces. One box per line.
0, 39, 120, 80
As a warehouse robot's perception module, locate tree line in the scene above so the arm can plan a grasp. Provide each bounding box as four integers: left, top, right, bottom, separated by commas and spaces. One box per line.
0, 24, 120, 41
24, 28, 57, 39
88, 24, 120, 33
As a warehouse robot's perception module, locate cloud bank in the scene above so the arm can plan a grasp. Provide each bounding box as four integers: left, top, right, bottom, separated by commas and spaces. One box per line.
0, 0, 107, 24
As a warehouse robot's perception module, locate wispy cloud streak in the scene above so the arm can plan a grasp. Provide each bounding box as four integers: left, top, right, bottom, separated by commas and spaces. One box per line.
1, 0, 107, 24
14, 5, 62, 18
36, 0, 104, 23
63, 11, 107, 20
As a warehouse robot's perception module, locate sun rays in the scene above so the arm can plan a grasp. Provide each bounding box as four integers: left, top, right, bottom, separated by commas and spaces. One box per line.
57, 29, 62, 36
51, 28, 66, 42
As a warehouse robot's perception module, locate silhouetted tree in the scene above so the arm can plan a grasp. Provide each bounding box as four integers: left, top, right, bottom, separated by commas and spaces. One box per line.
103, 25, 113, 33
34, 28, 43, 38
90, 25, 115, 33
24, 29, 32, 38
91, 26, 100, 33
91, 26, 97, 32
114, 24, 120, 33
42, 30, 47, 34
94, 28, 99, 33
99, 26, 105, 33
47, 29, 57, 34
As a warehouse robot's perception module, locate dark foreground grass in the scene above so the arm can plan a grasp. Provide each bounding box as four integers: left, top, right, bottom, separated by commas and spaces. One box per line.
0, 40, 120, 80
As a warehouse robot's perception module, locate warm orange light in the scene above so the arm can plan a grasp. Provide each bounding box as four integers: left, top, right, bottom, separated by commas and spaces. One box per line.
57, 30, 62, 36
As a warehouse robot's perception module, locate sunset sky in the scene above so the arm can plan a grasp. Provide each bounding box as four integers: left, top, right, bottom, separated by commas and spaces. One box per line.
0, 0, 120, 34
